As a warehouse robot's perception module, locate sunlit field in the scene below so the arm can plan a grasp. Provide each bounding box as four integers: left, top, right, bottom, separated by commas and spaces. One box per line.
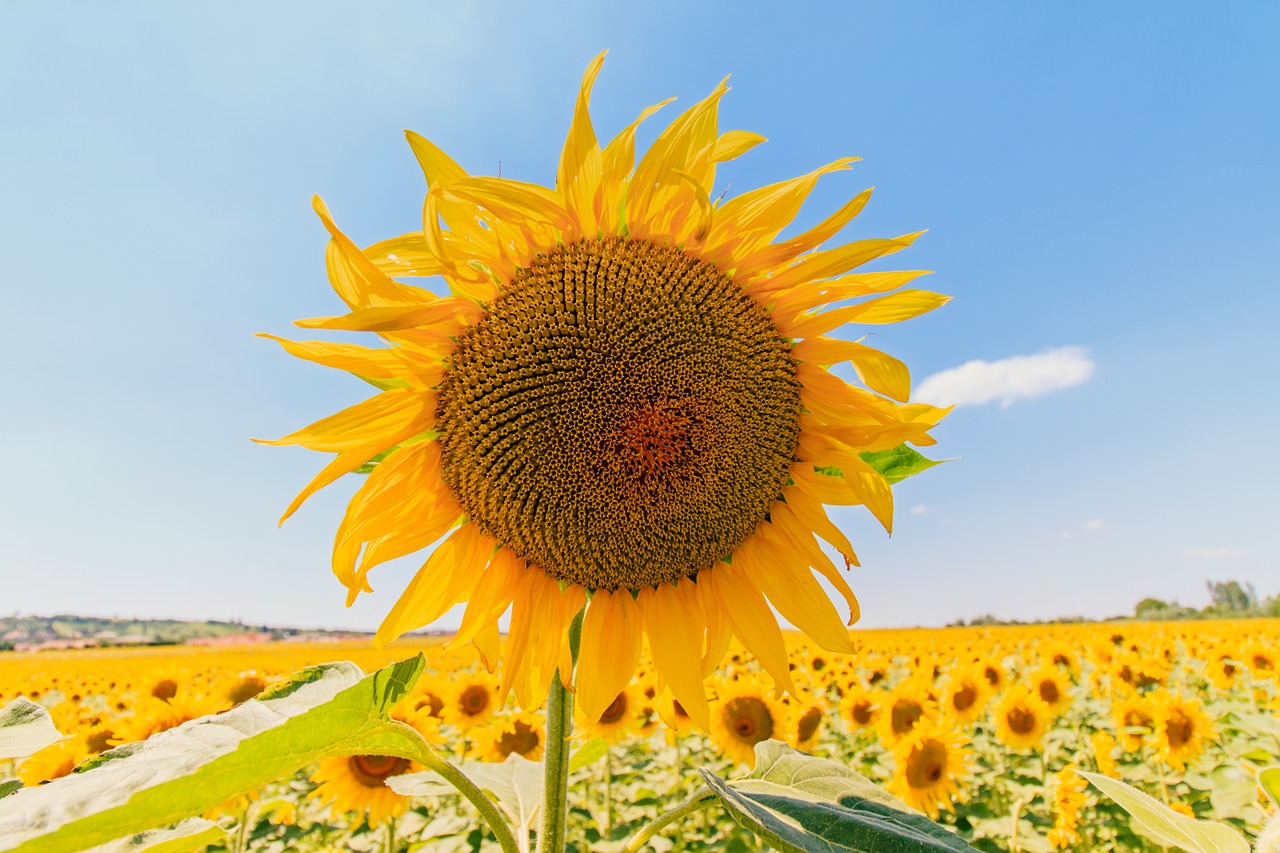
5, 619, 1278, 852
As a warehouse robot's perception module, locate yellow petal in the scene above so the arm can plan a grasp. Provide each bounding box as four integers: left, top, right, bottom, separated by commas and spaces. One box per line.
558, 52, 606, 235
439, 177, 572, 234
700, 561, 796, 695
769, 270, 931, 322
473, 622, 501, 674
277, 449, 371, 525
737, 533, 854, 653
738, 188, 874, 276
749, 233, 923, 296
694, 577, 732, 678
597, 98, 674, 233
711, 130, 766, 163
797, 428, 895, 533
294, 299, 463, 332
256, 334, 420, 381
252, 389, 433, 453
575, 589, 642, 723
448, 548, 523, 651
760, 513, 860, 626
638, 580, 710, 730
404, 130, 468, 189
780, 486, 859, 567
363, 232, 448, 278
792, 336, 911, 402
787, 289, 951, 338
313, 196, 438, 309
374, 524, 493, 646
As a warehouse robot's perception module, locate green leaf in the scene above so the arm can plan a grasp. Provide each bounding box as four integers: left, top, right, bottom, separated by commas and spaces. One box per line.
0, 698, 66, 760
701, 741, 978, 853
392, 753, 544, 833
1078, 769, 1250, 853
82, 819, 226, 853
858, 445, 945, 485
1260, 766, 1280, 810
0, 656, 427, 853
0, 782, 20, 800
568, 737, 609, 772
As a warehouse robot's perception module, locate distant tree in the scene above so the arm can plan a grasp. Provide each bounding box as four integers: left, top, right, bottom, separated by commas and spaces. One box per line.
1135, 597, 1171, 618
1207, 580, 1257, 613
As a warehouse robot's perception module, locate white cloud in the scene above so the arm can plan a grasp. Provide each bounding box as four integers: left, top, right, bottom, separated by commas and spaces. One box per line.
911, 504, 929, 515
1184, 547, 1246, 559
1084, 519, 1104, 532
915, 346, 1095, 408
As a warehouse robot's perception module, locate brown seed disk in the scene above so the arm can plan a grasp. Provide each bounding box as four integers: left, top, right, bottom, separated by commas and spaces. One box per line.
436, 236, 801, 591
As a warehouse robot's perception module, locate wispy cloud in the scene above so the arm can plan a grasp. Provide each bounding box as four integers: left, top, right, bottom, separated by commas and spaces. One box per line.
915, 346, 1095, 408
1184, 547, 1246, 559
911, 504, 929, 515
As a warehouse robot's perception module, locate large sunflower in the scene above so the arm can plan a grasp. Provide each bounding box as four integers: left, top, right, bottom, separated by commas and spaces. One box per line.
261, 53, 948, 728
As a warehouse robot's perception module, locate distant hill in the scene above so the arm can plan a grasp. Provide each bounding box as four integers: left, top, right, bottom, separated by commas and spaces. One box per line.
0, 614, 374, 651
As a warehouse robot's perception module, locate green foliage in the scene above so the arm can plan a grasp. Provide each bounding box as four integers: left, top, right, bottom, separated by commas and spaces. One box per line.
1078, 770, 1250, 853
87, 818, 226, 853
392, 753, 544, 839
0, 698, 65, 760
701, 742, 978, 853
0, 657, 427, 853
858, 445, 945, 485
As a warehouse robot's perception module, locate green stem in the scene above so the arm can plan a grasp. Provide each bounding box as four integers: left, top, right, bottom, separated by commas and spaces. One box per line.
537, 608, 584, 853
603, 746, 614, 838
412, 744, 521, 853
623, 788, 717, 853
234, 805, 250, 853
385, 814, 397, 853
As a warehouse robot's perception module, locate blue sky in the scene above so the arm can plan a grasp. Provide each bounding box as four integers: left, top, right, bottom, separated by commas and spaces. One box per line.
2, 3, 1277, 631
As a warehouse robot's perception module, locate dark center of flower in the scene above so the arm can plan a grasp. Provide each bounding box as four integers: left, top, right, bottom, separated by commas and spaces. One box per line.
151, 679, 178, 701
850, 700, 875, 726
905, 739, 949, 788
1124, 709, 1152, 729
983, 667, 1000, 686
796, 706, 823, 742
723, 697, 774, 745
952, 683, 977, 712
228, 676, 266, 705
890, 699, 924, 735
437, 237, 801, 591
348, 754, 411, 788
459, 685, 490, 716
495, 720, 541, 758
415, 692, 445, 718
1166, 710, 1194, 748
599, 693, 629, 725
1038, 679, 1060, 705
1007, 706, 1037, 735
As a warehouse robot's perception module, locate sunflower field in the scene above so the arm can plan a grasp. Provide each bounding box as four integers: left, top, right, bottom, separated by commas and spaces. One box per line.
4, 618, 1279, 852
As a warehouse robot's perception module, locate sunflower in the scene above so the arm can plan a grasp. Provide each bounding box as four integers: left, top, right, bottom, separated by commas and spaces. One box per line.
588, 684, 645, 744
441, 672, 500, 732
309, 754, 420, 828
17, 734, 89, 786
993, 685, 1051, 753
1112, 693, 1154, 753
477, 711, 546, 761
710, 678, 789, 766
260, 53, 948, 727
786, 700, 826, 751
1027, 666, 1072, 717
877, 680, 937, 747
1150, 691, 1215, 771
886, 723, 971, 819
1046, 767, 1088, 850
839, 685, 880, 731
940, 664, 989, 726
1090, 731, 1118, 777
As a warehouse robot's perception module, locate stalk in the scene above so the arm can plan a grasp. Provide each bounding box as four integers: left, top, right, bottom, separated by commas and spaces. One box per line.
536, 609, 584, 853
623, 788, 717, 853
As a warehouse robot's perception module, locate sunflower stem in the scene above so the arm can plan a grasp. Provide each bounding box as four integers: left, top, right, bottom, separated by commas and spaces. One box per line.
412, 744, 521, 853
622, 787, 716, 853
385, 814, 397, 853
537, 607, 584, 853
603, 745, 613, 837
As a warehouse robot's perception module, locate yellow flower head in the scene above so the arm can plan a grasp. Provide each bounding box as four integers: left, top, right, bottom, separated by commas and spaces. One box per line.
839, 684, 880, 731
1150, 691, 1215, 771
710, 678, 789, 767
261, 53, 947, 727
940, 664, 990, 726
887, 723, 971, 819
309, 753, 419, 829
1112, 693, 1154, 754
586, 683, 645, 744
1028, 665, 1073, 717
477, 711, 546, 762
877, 680, 938, 747
993, 685, 1051, 753
441, 672, 501, 732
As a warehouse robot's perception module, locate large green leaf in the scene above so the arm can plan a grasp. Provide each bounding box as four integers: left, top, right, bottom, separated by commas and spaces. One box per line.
1078, 770, 1250, 853
0, 656, 427, 853
83, 819, 226, 853
393, 753, 544, 836
0, 698, 66, 760
859, 445, 945, 485
701, 741, 977, 853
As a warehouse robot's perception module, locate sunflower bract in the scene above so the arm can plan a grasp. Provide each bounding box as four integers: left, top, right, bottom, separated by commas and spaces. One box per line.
259, 52, 950, 727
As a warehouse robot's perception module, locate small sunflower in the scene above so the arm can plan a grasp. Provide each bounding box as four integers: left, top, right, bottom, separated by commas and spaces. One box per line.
839, 685, 880, 731
877, 680, 937, 747
786, 700, 825, 751
940, 664, 989, 726
887, 724, 971, 819
261, 53, 948, 726
589, 684, 645, 744
442, 672, 500, 731
1090, 731, 1118, 777
1046, 767, 1088, 850
993, 685, 1051, 753
477, 711, 546, 762
309, 753, 419, 828
1150, 691, 1215, 771
710, 678, 788, 766
1027, 666, 1072, 717
1112, 693, 1154, 753
17, 734, 90, 786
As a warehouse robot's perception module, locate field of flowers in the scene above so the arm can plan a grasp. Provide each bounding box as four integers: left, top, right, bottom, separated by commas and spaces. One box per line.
3, 618, 1279, 852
